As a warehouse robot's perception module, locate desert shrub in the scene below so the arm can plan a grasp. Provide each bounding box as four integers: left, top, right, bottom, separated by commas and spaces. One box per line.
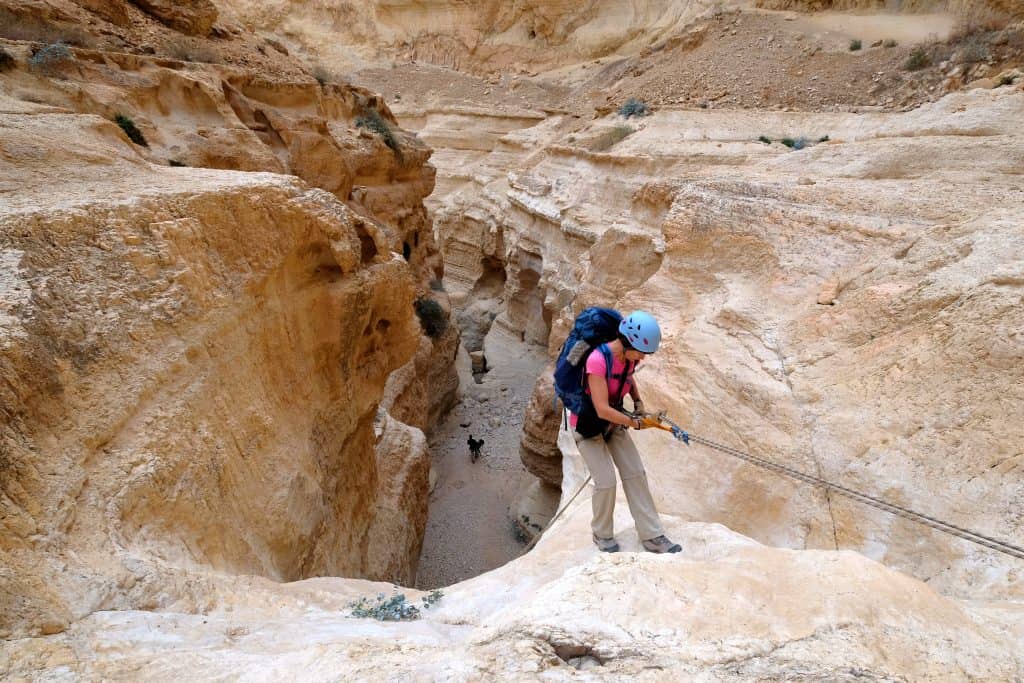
414, 297, 447, 339
28, 42, 72, 75
617, 97, 650, 118
818, 134, 830, 143
312, 64, 334, 87
952, 7, 1009, 40
114, 114, 148, 147
355, 109, 402, 158
780, 137, 809, 150
955, 36, 990, 64
758, 135, 771, 144
904, 47, 930, 71
168, 159, 187, 167
348, 590, 444, 621
849, 39, 862, 51
0, 47, 14, 72
883, 39, 898, 48
998, 73, 1017, 86
588, 125, 634, 152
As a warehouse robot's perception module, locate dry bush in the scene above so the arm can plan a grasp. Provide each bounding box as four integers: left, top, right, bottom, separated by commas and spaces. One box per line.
952, 7, 1010, 40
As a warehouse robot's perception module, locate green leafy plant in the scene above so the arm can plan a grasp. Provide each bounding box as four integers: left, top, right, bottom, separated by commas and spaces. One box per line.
758, 135, 772, 144
849, 39, 862, 51
617, 97, 650, 118
0, 47, 14, 72
817, 134, 830, 143
414, 297, 448, 339
28, 42, 72, 75
905, 47, 930, 71
355, 109, 402, 158
348, 590, 444, 621
114, 114, 148, 147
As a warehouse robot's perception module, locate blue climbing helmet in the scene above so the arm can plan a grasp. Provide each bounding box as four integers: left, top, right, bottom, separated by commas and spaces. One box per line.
619, 310, 661, 353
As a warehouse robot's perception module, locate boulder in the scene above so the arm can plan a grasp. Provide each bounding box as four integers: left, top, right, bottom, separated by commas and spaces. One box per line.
130, 0, 218, 36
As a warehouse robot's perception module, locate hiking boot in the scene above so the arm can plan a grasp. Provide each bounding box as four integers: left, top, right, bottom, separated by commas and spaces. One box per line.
592, 534, 620, 553
642, 535, 682, 554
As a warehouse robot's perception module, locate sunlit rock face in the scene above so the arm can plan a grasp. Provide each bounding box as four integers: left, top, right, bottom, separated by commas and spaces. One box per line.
427, 87, 1024, 599
4, 467, 1023, 679
0, 80, 447, 639
2, 0, 1024, 677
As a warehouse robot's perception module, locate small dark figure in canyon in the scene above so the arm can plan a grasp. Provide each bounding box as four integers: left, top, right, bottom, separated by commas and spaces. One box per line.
467, 435, 485, 463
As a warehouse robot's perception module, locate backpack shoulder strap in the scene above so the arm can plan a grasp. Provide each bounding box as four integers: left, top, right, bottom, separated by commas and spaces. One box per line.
599, 344, 614, 382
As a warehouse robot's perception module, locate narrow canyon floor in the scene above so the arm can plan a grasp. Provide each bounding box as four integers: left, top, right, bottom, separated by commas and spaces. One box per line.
417, 327, 546, 588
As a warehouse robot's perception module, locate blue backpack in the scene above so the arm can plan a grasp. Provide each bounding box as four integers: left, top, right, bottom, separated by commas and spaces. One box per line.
553, 307, 623, 416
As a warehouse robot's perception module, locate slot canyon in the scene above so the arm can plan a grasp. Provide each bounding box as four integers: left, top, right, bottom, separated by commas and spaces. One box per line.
2, 0, 1023, 679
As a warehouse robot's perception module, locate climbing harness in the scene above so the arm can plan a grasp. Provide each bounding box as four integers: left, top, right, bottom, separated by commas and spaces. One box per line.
525, 410, 1024, 562
639, 411, 1024, 562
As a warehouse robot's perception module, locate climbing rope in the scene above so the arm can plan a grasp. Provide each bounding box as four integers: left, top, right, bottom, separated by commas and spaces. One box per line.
526, 413, 1024, 562
650, 413, 1024, 562
523, 473, 592, 553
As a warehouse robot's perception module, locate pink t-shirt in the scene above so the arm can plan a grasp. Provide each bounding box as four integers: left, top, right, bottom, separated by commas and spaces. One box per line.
569, 347, 635, 427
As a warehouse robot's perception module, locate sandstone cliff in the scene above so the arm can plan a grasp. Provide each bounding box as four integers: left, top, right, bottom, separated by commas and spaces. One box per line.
422, 85, 1024, 599
0, 8, 457, 636
3, 0, 1024, 678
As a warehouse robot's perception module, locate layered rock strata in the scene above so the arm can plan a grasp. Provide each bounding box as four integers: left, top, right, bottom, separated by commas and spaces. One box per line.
0, 54, 449, 636
423, 85, 1024, 599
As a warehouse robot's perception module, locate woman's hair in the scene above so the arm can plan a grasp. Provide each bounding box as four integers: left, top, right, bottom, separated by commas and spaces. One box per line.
618, 333, 635, 350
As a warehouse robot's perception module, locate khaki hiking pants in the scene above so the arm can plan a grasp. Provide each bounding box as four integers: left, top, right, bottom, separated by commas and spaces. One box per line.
574, 427, 665, 542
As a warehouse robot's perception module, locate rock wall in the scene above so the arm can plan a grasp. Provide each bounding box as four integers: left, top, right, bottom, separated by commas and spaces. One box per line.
217, 0, 745, 73
0, 21, 455, 634
424, 85, 1024, 599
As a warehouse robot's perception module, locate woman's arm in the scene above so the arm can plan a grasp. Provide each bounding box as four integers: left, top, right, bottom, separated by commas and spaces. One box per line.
587, 372, 641, 429
629, 376, 643, 413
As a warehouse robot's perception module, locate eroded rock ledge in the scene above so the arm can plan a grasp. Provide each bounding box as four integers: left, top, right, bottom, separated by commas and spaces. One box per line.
0, 63, 455, 637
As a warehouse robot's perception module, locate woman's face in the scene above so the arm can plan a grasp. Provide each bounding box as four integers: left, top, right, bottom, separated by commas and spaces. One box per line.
624, 349, 648, 362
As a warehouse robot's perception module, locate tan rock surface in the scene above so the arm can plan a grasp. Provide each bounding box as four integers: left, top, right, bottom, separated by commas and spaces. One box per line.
3, 0, 1024, 678
424, 86, 1024, 599
0, 105, 433, 636
130, 0, 218, 36
3, 447, 1022, 679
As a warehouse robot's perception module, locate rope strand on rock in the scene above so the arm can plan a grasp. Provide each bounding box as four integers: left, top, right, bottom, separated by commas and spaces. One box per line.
526, 414, 1024, 562
646, 410, 1024, 562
